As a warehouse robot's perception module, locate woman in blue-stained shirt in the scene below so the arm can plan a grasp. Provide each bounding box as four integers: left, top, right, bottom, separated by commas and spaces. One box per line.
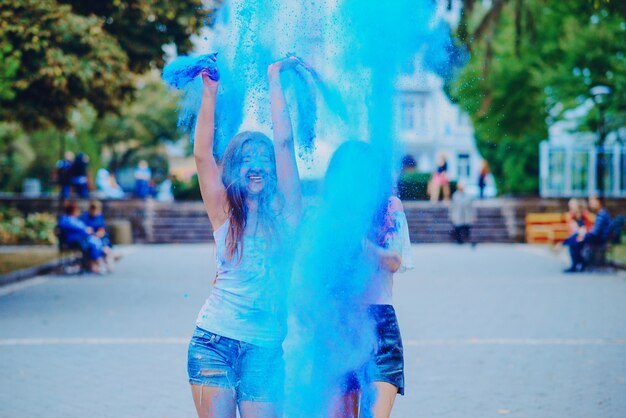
186, 56, 309, 418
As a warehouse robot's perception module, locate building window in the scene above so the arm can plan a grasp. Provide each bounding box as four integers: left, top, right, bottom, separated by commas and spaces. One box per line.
401, 100, 415, 131
400, 95, 427, 132
457, 153, 470, 178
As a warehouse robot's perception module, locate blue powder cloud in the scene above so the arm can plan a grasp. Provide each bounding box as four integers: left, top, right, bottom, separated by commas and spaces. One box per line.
164, 1, 461, 415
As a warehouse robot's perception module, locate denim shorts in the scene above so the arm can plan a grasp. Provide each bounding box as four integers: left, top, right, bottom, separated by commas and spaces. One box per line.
368, 304, 405, 395
187, 327, 284, 402
342, 305, 405, 395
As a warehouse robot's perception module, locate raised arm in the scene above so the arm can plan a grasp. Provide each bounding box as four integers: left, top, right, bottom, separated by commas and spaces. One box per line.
268, 57, 303, 216
194, 73, 228, 230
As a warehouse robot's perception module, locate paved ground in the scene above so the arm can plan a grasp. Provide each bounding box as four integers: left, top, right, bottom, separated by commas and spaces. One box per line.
0, 244, 625, 418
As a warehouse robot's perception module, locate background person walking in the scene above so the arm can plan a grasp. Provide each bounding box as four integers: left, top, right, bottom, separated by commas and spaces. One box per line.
69, 153, 90, 198
55, 151, 74, 199
429, 153, 450, 203
449, 182, 476, 245
133, 160, 152, 199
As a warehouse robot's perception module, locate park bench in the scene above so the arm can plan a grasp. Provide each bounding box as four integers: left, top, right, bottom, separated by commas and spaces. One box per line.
586, 215, 625, 270
54, 226, 89, 274
525, 213, 571, 244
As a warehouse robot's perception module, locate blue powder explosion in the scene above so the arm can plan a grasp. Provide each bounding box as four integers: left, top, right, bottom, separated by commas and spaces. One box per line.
162, 53, 219, 89
164, 1, 461, 416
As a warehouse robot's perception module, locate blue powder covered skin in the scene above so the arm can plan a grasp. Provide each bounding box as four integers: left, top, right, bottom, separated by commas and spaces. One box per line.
281, 63, 318, 162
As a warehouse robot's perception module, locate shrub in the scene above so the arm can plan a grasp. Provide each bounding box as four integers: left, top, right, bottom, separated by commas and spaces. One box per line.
397, 171, 457, 201
172, 174, 201, 201
397, 172, 431, 200
22, 213, 57, 244
0, 208, 57, 245
0, 208, 24, 244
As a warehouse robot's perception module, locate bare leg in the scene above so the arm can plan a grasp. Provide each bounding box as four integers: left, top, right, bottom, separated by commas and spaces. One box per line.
430, 182, 440, 203
239, 400, 282, 418
329, 390, 359, 418
370, 382, 398, 418
191, 384, 236, 418
442, 184, 450, 202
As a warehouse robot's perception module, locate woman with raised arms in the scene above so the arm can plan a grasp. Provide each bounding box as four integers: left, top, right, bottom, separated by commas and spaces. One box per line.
187, 56, 305, 418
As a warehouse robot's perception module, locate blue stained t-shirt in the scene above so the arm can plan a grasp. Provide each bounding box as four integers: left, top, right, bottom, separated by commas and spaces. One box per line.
196, 219, 289, 347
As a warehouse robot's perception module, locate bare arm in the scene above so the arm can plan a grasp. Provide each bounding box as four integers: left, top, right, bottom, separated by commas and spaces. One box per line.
365, 240, 402, 273
268, 57, 303, 216
365, 197, 409, 273
194, 73, 228, 230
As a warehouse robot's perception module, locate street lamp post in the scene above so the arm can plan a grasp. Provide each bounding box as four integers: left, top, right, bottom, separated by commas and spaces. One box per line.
590, 85, 611, 197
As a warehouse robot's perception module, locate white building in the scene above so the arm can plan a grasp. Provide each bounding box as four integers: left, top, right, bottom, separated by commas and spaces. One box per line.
395, 68, 485, 188
393, 0, 494, 196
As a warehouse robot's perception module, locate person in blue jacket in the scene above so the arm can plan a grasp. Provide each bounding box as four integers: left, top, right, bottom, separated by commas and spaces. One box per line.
564, 196, 612, 273
80, 200, 114, 272
80, 200, 111, 247
59, 201, 105, 273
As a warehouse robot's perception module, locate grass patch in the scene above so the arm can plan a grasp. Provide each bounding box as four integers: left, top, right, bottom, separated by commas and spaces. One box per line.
0, 249, 60, 275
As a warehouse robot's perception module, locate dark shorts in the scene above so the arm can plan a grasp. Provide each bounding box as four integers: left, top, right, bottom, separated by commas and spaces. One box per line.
368, 304, 405, 395
187, 327, 284, 402
342, 305, 405, 395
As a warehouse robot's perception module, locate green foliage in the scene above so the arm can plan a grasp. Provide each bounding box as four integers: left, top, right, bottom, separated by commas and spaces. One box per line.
450, 0, 626, 195
22, 213, 58, 244
0, 0, 213, 130
0, 0, 132, 129
172, 174, 201, 201
0, 122, 34, 192
0, 207, 57, 245
0, 0, 213, 193
397, 172, 431, 200
0, 42, 20, 101
2, 73, 182, 193
0, 207, 24, 244
88, 72, 183, 171
58, 0, 216, 72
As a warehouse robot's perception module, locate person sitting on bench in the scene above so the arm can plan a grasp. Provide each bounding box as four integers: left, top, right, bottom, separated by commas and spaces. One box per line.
80, 200, 115, 273
565, 196, 612, 273
58, 201, 106, 274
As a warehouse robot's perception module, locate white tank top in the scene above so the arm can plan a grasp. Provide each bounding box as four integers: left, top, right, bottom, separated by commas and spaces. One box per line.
196, 219, 288, 347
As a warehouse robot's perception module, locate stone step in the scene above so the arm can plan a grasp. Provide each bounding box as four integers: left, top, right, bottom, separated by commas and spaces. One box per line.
153, 221, 212, 228
149, 205, 514, 244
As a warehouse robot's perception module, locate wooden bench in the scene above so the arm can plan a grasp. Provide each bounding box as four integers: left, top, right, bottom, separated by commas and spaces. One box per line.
525, 213, 571, 244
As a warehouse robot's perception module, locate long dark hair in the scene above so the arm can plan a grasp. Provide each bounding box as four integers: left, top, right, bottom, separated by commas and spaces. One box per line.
324, 140, 389, 244
221, 131, 279, 261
